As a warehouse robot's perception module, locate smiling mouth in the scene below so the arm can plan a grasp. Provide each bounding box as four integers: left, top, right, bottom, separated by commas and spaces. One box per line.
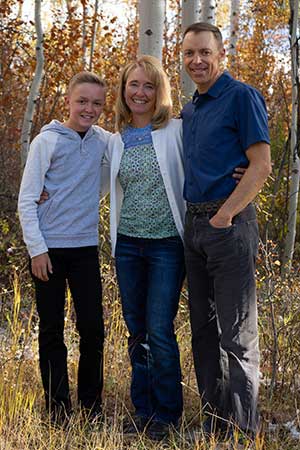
132, 99, 147, 104
191, 67, 206, 73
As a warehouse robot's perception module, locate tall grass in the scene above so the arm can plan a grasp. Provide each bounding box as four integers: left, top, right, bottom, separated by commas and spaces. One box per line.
1, 264, 300, 449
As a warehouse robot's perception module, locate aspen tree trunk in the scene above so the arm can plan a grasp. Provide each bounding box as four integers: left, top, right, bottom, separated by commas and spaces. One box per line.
181, 0, 200, 101
17, 0, 23, 19
89, 0, 99, 71
20, 0, 44, 169
228, 0, 240, 69
82, 0, 87, 68
65, 0, 74, 19
200, 0, 217, 24
282, 0, 299, 274
138, 0, 165, 60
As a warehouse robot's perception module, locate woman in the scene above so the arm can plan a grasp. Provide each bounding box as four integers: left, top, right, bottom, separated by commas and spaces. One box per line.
102, 55, 186, 441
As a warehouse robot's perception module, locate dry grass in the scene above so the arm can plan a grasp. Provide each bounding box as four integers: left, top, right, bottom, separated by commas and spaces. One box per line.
1, 267, 300, 449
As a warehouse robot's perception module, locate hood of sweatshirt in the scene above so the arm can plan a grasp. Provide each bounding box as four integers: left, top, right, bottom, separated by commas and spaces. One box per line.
40, 119, 96, 139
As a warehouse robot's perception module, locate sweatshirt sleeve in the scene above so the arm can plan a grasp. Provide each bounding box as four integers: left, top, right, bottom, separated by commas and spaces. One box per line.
18, 132, 56, 257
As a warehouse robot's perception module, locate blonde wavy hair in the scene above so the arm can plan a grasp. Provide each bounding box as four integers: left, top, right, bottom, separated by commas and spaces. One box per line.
115, 55, 172, 132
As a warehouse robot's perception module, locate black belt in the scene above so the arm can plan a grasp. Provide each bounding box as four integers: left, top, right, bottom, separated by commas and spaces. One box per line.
187, 198, 227, 215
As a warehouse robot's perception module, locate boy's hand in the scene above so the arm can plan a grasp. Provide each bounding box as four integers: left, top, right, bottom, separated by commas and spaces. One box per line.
31, 253, 53, 281
233, 167, 246, 183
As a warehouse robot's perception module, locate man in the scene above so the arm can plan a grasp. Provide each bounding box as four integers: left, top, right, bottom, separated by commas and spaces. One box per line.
181, 22, 271, 437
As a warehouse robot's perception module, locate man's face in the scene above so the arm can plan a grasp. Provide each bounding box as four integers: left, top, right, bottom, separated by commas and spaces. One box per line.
182, 31, 225, 93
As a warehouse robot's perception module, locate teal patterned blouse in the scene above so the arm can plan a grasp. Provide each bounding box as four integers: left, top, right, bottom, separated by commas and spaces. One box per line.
117, 124, 179, 238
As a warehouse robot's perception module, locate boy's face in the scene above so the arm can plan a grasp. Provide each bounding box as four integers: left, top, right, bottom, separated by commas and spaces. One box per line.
65, 82, 106, 132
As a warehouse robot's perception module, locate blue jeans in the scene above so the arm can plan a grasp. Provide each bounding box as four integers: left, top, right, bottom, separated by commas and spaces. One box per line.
115, 234, 185, 425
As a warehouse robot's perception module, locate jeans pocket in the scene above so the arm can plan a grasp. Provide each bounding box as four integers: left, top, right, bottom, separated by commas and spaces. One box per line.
207, 221, 235, 233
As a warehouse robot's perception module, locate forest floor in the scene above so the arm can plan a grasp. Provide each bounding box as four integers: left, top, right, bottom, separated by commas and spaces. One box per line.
1, 265, 300, 450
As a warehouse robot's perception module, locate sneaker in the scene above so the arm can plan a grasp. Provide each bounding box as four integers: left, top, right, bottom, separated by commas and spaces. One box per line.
146, 420, 175, 441
123, 415, 151, 435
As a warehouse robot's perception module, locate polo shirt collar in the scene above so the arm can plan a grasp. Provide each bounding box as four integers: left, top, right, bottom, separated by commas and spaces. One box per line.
192, 71, 233, 103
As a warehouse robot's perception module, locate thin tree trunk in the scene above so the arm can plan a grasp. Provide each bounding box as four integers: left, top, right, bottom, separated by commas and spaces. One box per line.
17, 0, 23, 19
228, 0, 240, 70
263, 135, 290, 240
89, 0, 99, 71
181, 0, 200, 101
138, 0, 165, 60
82, 0, 87, 68
65, 0, 74, 20
20, 0, 44, 169
200, 0, 217, 24
282, 0, 299, 274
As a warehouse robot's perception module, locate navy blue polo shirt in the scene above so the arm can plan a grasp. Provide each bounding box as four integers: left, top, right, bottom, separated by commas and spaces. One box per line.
181, 71, 270, 203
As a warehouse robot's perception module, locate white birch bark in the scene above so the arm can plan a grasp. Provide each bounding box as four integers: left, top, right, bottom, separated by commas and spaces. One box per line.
65, 0, 74, 19
17, 0, 23, 19
282, 0, 299, 274
138, 0, 165, 60
82, 0, 87, 68
89, 0, 99, 71
181, 0, 201, 101
200, 0, 217, 24
228, 0, 240, 66
20, 0, 44, 169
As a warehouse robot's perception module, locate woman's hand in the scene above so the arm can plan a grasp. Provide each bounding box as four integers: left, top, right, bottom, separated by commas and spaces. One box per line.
36, 190, 49, 205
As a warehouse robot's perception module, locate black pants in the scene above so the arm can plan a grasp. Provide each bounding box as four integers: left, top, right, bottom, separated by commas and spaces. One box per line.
184, 203, 260, 435
31, 246, 104, 414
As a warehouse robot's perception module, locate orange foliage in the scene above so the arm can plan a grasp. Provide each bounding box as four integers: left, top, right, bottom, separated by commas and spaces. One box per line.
0, 0, 293, 244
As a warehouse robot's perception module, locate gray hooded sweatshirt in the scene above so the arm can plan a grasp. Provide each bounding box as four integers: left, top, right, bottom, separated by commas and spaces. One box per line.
18, 120, 111, 257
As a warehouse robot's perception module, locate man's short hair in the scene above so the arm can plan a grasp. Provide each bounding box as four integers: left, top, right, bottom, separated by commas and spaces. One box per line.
183, 22, 223, 47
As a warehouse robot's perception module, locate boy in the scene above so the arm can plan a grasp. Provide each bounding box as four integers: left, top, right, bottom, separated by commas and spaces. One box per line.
18, 72, 111, 425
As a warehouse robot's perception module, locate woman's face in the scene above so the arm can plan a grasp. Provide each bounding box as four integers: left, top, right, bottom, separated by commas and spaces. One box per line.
124, 66, 157, 123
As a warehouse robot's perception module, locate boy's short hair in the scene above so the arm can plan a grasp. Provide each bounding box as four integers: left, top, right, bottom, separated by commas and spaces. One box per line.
68, 71, 106, 94
183, 22, 223, 48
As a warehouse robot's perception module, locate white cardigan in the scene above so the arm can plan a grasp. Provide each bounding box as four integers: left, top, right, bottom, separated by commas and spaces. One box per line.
101, 118, 186, 256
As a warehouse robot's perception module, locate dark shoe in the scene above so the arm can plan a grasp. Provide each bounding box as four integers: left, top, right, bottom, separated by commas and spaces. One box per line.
201, 416, 233, 443
80, 406, 103, 430
202, 416, 221, 437
48, 406, 73, 429
123, 415, 151, 434
146, 420, 175, 441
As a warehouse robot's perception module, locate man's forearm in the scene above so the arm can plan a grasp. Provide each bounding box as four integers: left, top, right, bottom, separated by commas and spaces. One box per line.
218, 165, 269, 220
211, 142, 271, 227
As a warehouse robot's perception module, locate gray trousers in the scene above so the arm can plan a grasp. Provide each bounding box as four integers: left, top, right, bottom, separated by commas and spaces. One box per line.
184, 203, 260, 434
